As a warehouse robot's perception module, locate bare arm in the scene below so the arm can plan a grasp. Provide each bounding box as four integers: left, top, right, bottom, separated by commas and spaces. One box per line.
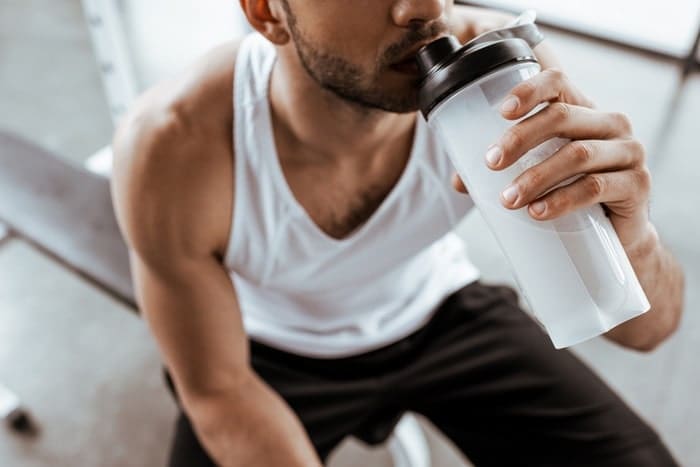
602, 225, 685, 351
111, 77, 321, 466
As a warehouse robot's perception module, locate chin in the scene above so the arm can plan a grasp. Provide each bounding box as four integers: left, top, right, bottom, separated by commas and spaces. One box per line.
375, 86, 420, 113
385, 102, 420, 114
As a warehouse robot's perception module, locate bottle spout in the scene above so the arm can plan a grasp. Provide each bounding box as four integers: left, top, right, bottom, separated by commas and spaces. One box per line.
415, 36, 462, 76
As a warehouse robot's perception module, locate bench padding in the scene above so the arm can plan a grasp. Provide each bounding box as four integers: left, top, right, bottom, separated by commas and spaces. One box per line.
0, 131, 134, 307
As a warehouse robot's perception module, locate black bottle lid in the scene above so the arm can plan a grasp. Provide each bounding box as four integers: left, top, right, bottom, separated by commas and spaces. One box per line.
416, 36, 462, 77
416, 36, 538, 118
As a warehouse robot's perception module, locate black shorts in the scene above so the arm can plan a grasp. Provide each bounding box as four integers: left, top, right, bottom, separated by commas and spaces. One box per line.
164, 280, 679, 466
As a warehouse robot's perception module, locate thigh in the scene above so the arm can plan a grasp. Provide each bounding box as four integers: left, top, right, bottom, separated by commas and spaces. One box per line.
248, 340, 386, 462
400, 281, 679, 467
164, 341, 386, 465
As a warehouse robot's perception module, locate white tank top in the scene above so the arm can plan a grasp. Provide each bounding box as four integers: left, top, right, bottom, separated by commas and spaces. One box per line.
224, 33, 481, 358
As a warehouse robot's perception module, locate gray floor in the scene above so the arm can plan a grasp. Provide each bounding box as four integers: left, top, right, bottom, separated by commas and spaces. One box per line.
0, 1, 698, 466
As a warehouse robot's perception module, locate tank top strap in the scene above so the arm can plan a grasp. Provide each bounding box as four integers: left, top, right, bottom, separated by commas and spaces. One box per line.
224, 33, 294, 277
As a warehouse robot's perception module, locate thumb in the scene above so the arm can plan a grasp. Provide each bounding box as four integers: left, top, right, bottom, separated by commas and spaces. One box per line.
452, 173, 469, 194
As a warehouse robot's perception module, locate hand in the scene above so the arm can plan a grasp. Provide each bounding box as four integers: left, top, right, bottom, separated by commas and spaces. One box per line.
483, 68, 654, 253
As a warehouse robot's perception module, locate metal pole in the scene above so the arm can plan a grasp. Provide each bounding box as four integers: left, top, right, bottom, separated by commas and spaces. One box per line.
81, 0, 140, 125
682, 18, 700, 76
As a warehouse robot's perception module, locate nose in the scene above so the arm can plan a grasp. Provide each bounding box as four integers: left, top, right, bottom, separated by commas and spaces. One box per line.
391, 0, 445, 28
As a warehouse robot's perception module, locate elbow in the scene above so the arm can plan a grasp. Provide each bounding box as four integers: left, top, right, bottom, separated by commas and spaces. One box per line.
632, 323, 678, 353
644, 267, 688, 352
618, 251, 687, 353
634, 301, 684, 353
606, 303, 684, 353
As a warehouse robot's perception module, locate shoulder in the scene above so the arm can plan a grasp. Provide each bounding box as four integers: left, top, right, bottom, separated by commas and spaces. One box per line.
111, 38, 245, 268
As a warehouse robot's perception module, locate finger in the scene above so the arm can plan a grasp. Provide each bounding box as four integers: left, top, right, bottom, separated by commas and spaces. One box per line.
499, 68, 595, 120
452, 173, 469, 194
487, 105, 633, 170
532, 41, 563, 72
524, 168, 652, 222
500, 139, 646, 210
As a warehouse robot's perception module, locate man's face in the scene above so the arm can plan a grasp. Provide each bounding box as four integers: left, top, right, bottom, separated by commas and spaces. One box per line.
280, 0, 453, 113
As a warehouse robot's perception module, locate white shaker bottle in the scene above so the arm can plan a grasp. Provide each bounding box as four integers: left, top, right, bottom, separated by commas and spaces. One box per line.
415, 19, 650, 348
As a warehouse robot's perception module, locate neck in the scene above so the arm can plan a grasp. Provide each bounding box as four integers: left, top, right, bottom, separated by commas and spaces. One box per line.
269, 47, 416, 165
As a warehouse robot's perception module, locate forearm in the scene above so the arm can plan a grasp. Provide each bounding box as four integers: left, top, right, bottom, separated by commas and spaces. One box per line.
604, 223, 686, 351
183, 372, 322, 467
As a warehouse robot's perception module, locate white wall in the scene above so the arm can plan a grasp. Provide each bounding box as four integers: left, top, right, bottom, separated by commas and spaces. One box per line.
468, 0, 700, 57
122, 0, 250, 88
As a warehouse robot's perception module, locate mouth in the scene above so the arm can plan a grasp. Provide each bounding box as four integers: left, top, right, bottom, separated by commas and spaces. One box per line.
389, 56, 420, 75
388, 37, 447, 75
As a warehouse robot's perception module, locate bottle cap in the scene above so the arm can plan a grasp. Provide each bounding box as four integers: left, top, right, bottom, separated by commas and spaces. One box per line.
415, 13, 544, 118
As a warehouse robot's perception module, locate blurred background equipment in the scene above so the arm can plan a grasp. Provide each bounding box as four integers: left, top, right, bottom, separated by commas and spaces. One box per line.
0, 382, 33, 433
461, 0, 700, 61
80, 0, 253, 174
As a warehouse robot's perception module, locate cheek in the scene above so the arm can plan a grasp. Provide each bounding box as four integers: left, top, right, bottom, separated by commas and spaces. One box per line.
297, 3, 390, 65
331, 30, 386, 69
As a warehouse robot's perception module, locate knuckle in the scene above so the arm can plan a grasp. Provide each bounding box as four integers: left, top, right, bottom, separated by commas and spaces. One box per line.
611, 111, 633, 134
635, 167, 653, 193
625, 139, 647, 165
550, 102, 571, 123
514, 80, 537, 101
547, 191, 568, 214
505, 125, 525, 150
570, 141, 593, 166
585, 174, 605, 198
522, 169, 544, 195
546, 68, 566, 84
581, 94, 596, 109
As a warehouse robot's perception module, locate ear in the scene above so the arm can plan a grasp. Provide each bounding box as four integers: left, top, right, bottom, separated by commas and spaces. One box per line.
240, 0, 291, 45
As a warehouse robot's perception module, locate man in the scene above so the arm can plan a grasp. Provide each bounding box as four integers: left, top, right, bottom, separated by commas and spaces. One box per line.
111, 1, 685, 466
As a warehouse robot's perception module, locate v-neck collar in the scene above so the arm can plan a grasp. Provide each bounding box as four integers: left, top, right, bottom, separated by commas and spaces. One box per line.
261, 99, 423, 247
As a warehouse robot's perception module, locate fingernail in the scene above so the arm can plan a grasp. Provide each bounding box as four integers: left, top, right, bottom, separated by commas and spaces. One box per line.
531, 200, 546, 215
500, 96, 519, 113
502, 185, 519, 204
485, 145, 502, 167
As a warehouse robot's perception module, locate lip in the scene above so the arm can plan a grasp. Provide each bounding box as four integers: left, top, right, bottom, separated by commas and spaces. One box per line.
390, 36, 449, 67
390, 58, 420, 75
388, 36, 448, 75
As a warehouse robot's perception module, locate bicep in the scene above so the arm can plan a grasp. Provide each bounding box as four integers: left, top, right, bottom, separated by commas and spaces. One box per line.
131, 250, 252, 405
111, 105, 247, 410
